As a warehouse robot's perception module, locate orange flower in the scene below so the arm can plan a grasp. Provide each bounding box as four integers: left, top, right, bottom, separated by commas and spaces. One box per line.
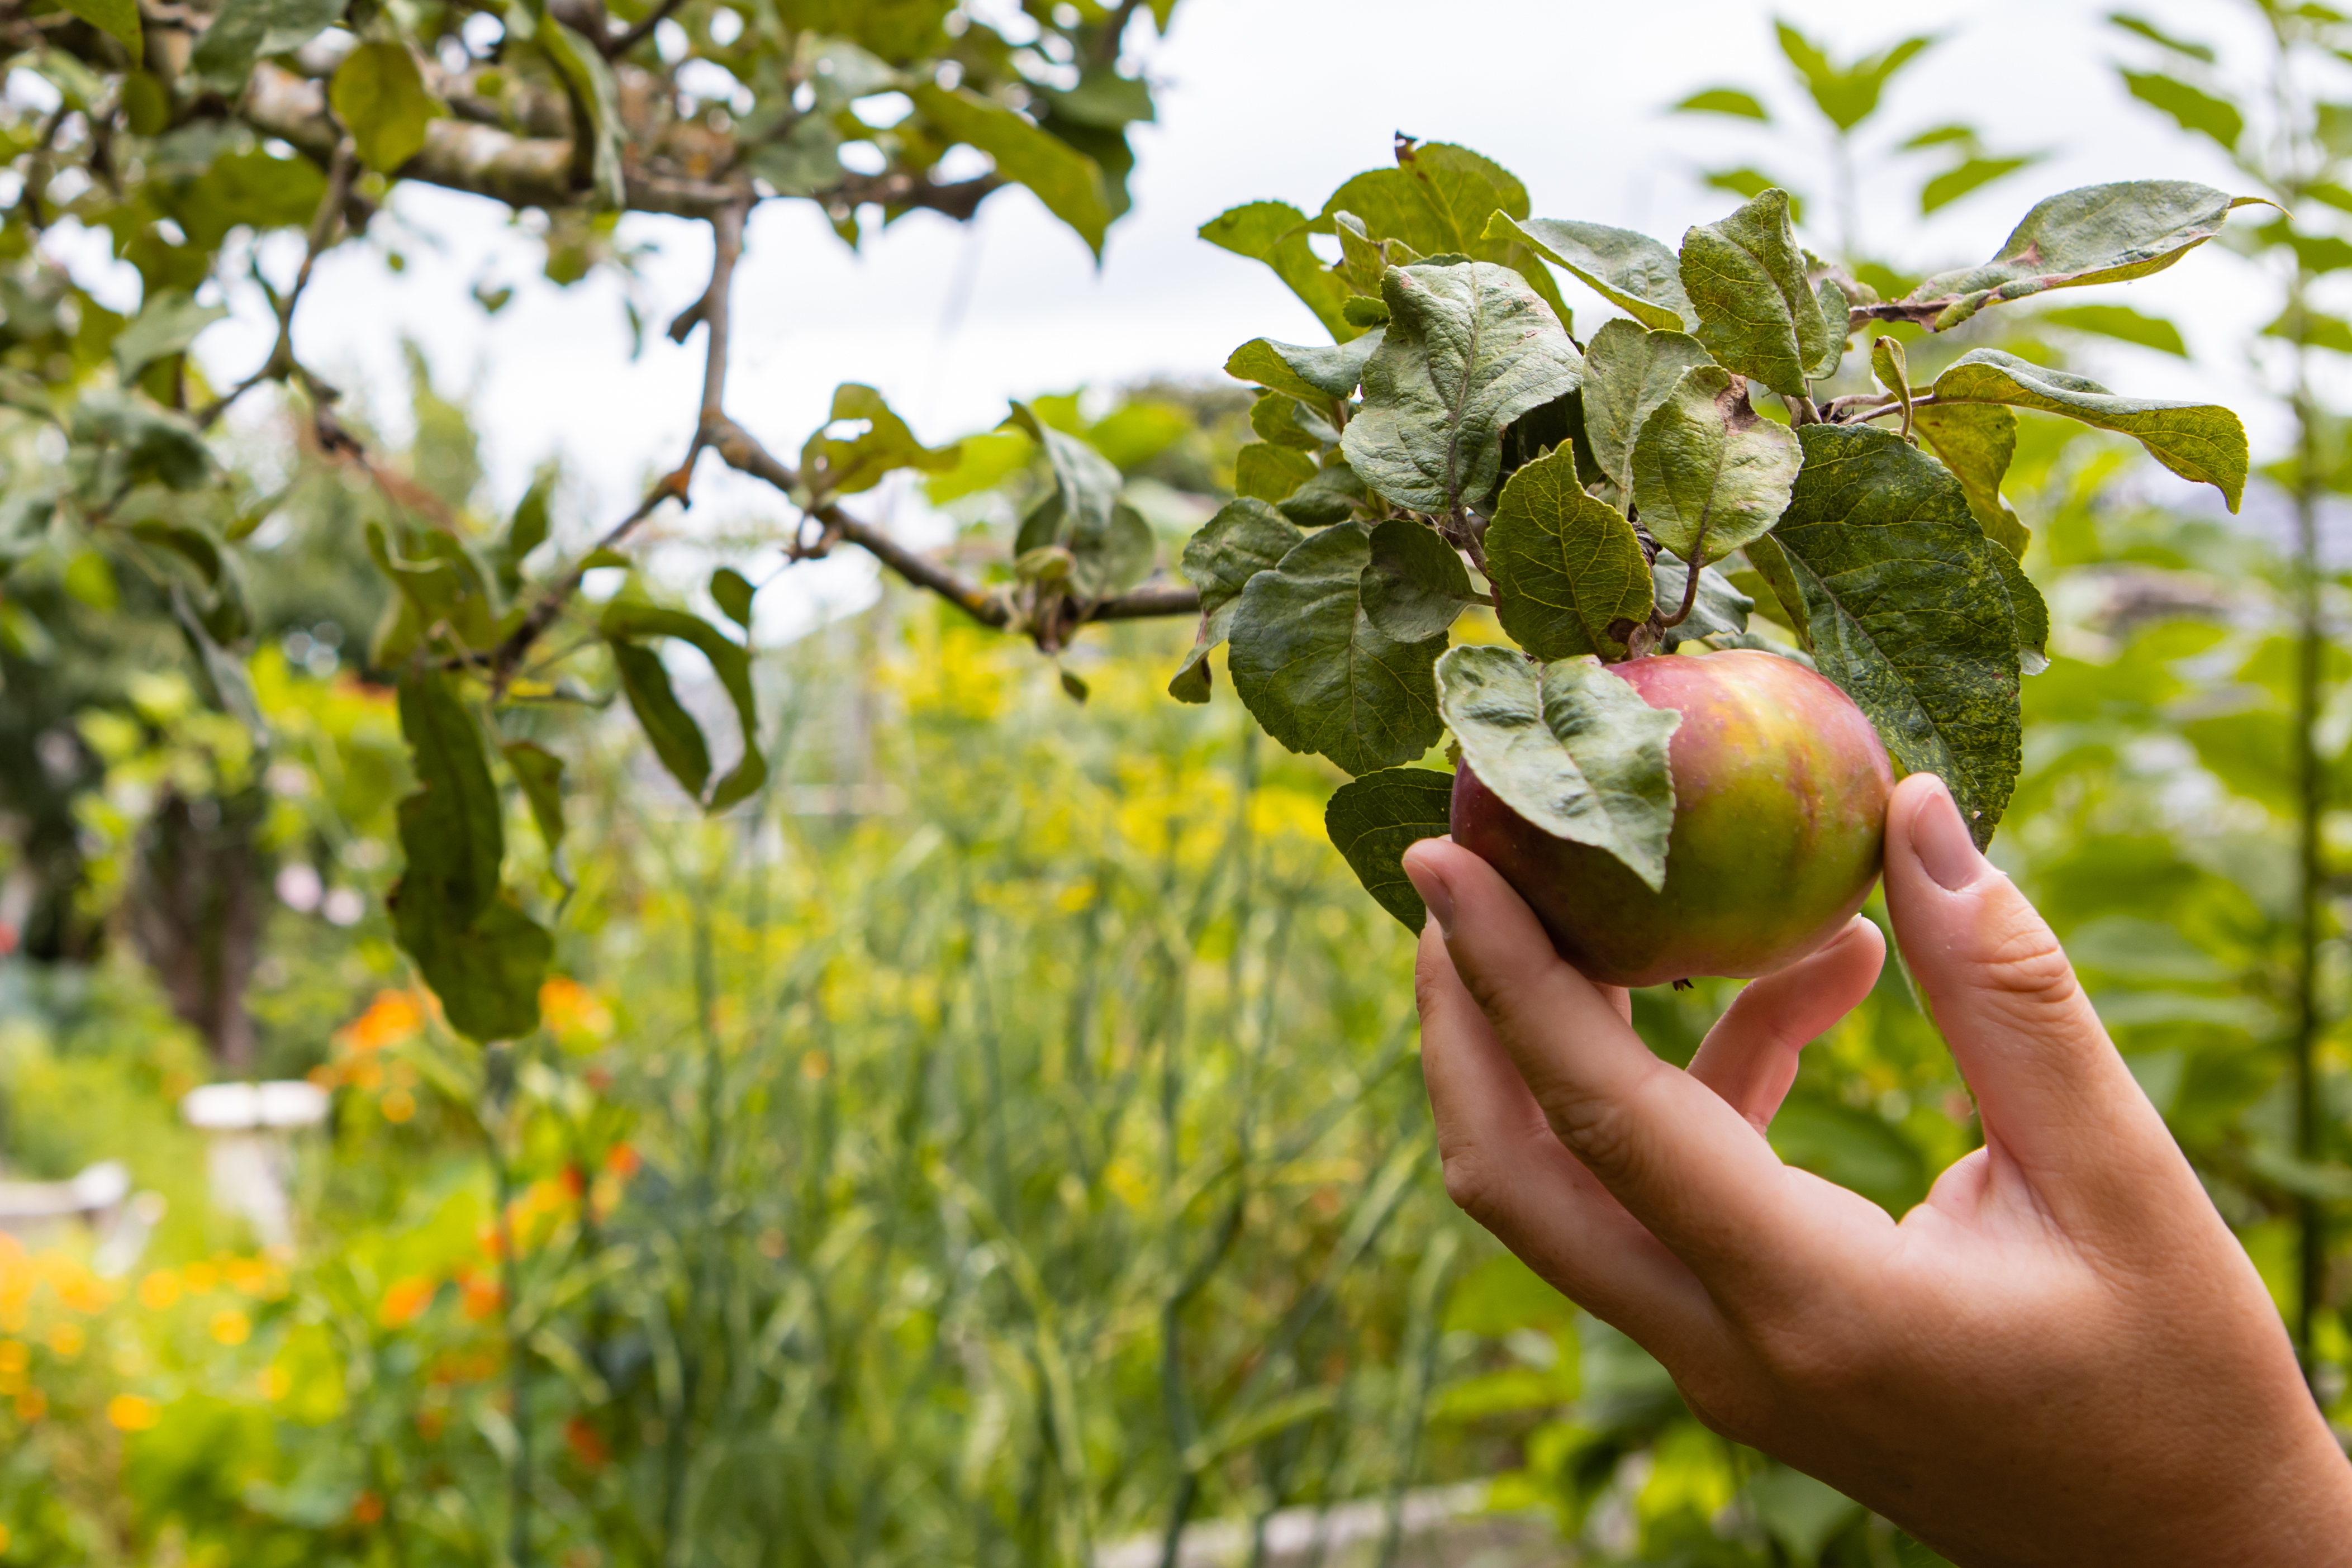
378, 1276, 436, 1327
565, 1415, 609, 1470
339, 990, 425, 1052
351, 1491, 385, 1524
539, 978, 613, 1039
13, 1388, 43, 1422
106, 1395, 159, 1432
458, 1273, 502, 1322
604, 1144, 641, 1179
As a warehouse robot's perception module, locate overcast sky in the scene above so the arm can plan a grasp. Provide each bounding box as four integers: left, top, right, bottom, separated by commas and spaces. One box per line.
142, 0, 2340, 634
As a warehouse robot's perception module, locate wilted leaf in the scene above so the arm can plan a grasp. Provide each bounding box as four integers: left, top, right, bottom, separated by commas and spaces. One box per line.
1903, 181, 2265, 329
1679, 188, 1834, 397
331, 42, 443, 175
1485, 446, 1652, 658
1169, 498, 1303, 701
1629, 367, 1803, 565
1928, 347, 2247, 510
1911, 401, 2026, 554
1435, 647, 1679, 891
1579, 319, 1714, 490
599, 602, 767, 809
1771, 425, 2021, 845
1225, 523, 1447, 776
911, 83, 1113, 256
1324, 767, 1456, 929
1342, 261, 1584, 517
800, 383, 959, 501
1200, 201, 1355, 340
1486, 213, 1697, 331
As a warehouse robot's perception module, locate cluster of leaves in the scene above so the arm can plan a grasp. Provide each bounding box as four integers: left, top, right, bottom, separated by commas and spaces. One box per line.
0, 0, 1193, 1043
1174, 139, 2259, 936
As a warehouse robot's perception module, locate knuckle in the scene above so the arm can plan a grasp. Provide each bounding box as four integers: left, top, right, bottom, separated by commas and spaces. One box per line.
1439, 1147, 1499, 1223
1542, 1087, 1643, 1188
1672, 1367, 1774, 1446
1962, 895, 2080, 1016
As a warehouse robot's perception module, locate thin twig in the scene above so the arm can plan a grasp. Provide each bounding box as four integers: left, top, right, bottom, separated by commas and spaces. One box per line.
604, 0, 687, 59
197, 140, 356, 430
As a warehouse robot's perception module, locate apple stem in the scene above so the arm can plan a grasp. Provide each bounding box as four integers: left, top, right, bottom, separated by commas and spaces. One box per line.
1656, 520, 1710, 631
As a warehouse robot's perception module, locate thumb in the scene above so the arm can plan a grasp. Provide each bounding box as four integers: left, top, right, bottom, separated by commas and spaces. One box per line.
1881, 774, 2182, 1217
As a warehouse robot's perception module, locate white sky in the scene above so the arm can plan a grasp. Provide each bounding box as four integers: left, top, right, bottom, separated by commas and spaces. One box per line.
132, 0, 2341, 634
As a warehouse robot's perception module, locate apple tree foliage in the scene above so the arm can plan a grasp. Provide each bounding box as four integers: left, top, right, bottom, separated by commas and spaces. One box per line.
0, 0, 1187, 1040
1180, 140, 2260, 936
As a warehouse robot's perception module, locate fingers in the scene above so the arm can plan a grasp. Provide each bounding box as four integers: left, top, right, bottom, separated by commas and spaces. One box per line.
1880, 775, 2191, 1218
1415, 921, 1719, 1353
1688, 916, 1885, 1130
1404, 838, 1837, 1303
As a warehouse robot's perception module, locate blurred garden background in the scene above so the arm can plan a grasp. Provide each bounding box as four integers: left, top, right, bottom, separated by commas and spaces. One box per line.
2, 0, 2350, 1563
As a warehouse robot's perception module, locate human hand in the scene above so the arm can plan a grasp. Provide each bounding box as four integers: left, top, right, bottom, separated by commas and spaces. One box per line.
1402, 773, 2352, 1566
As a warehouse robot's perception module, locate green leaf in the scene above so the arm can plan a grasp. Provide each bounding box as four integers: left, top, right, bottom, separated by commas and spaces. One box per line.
331, 41, 443, 175
1324, 767, 1456, 930
1812, 279, 1848, 378
1903, 181, 2264, 329
112, 289, 227, 379
1200, 202, 1355, 340
800, 383, 960, 501
1927, 347, 2248, 511
1775, 21, 1935, 131
598, 602, 767, 809
1870, 334, 1912, 429
492, 470, 553, 598
1279, 460, 1368, 527
608, 640, 710, 799
1652, 553, 1754, 646
2264, 306, 2352, 353
2038, 303, 2188, 355
1224, 333, 1382, 402
1485, 446, 1652, 659
1989, 543, 2050, 673
1739, 534, 1811, 647
2253, 221, 2352, 273
1225, 523, 1447, 776
1579, 318, 1714, 490
1252, 391, 1332, 451
1485, 214, 1697, 331
1317, 141, 1572, 326
923, 429, 1032, 504
1434, 647, 1679, 891
2108, 12, 2216, 62
389, 670, 549, 1042
1169, 498, 1303, 701
60, 0, 139, 50
910, 83, 1113, 256
2121, 70, 2243, 151
1628, 367, 1803, 565
189, 0, 345, 87
1770, 425, 2022, 846
502, 740, 567, 858
1703, 169, 1805, 225
1921, 156, 2037, 215
1361, 516, 1477, 642
535, 18, 624, 206
1679, 188, 1833, 397
1235, 441, 1319, 502
1005, 402, 1146, 597
1674, 88, 1770, 120
1911, 401, 2027, 555
1341, 261, 1584, 517
710, 567, 755, 629
365, 521, 496, 657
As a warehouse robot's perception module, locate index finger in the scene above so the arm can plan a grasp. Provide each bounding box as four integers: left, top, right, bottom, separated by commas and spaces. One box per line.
1403, 838, 1855, 1306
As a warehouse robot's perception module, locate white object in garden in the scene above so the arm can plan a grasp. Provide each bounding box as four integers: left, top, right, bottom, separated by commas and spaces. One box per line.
179, 1081, 329, 1247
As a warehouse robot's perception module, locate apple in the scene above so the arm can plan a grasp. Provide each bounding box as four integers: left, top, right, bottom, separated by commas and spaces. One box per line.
1450, 649, 1894, 988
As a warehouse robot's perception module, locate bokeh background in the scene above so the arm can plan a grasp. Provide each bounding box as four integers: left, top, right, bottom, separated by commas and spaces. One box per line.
2, 0, 2349, 1564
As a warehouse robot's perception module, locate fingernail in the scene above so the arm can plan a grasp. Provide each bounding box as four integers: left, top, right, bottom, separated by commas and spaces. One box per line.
1404, 853, 1455, 937
1911, 777, 1983, 892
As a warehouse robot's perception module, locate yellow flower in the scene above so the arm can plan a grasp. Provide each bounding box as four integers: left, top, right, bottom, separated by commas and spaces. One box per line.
12, 1389, 43, 1422
46, 1323, 83, 1360
0, 1341, 27, 1375
138, 1270, 182, 1311
382, 1089, 417, 1123
106, 1395, 159, 1432
209, 1309, 251, 1347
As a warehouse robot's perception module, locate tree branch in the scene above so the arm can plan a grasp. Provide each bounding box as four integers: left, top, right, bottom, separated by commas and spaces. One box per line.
198, 138, 356, 430
605, 0, 688, 60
